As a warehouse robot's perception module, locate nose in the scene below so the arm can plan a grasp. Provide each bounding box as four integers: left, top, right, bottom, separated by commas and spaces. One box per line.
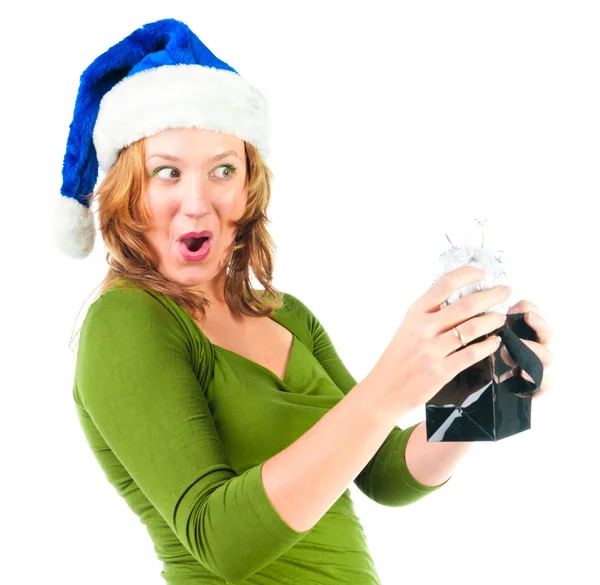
180, 172, 212, 218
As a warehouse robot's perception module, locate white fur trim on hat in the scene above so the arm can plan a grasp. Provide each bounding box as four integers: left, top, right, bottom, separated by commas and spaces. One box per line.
54, 196, 96, 259
93, 63, 270, 172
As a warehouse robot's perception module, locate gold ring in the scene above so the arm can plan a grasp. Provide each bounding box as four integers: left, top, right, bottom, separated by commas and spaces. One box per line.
452, 326, 467, 347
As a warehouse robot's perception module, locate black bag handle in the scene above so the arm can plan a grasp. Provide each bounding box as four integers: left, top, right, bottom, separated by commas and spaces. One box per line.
494, 312, 543, 395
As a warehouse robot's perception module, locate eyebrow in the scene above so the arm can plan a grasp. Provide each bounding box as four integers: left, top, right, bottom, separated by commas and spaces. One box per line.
146, 150, 242, 164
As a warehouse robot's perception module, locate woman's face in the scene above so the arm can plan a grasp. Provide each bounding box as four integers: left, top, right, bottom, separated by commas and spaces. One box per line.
143, 127, 247, 295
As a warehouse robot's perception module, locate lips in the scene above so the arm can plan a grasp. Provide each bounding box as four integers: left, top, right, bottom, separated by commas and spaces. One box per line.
178, 230, 213, 252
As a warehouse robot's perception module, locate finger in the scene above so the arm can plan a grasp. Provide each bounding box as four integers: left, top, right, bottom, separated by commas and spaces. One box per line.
422, 266, 485, 314
517, 369, 553, 398
506, 301, 553, 344
500, 338, 553, 367
507, 300, 541, 314
524, 311, 554, 345
516, 370, 553, 399
439, 312, 506, 357
522, 338, 553, 366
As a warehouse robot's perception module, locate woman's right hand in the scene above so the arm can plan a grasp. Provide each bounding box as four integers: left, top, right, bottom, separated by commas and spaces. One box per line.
370, 266, 512, 416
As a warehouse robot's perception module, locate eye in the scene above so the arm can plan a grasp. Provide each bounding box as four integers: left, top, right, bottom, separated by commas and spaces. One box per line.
150, 166, 180, 180
212, 163, 237, 180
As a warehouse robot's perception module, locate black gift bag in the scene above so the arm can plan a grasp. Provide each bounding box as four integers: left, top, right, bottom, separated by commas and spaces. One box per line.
425, 312, 544, 442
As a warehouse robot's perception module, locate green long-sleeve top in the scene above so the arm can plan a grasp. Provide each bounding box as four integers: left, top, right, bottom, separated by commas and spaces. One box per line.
73, 278, 449, 584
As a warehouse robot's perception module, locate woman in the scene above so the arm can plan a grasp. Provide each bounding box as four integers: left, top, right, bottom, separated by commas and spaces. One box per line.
58, 18, 554, 585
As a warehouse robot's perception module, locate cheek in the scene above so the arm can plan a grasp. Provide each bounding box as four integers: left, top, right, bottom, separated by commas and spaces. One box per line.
145, 191, 175, 230
212, 189, 246, 229
228, 189, 247, 218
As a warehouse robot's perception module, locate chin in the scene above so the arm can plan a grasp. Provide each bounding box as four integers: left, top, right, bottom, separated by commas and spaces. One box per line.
168, 268, 210, 287
161, 256, 223, 287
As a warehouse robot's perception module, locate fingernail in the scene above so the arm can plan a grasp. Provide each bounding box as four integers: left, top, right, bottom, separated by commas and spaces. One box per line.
527, 311, 536, 323
507, 306, 519, 314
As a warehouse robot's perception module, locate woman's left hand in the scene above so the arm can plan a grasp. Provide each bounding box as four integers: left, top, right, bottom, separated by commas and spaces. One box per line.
502, 300, 554, 399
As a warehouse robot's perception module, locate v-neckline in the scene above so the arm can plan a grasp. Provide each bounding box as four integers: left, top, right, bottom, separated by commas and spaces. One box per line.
208, 313, 297, 384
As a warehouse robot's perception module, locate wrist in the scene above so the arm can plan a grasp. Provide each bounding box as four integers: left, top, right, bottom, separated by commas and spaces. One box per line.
359, 368, 413, 426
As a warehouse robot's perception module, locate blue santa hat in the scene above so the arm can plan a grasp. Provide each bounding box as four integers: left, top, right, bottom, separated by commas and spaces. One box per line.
55, 18, 271, 259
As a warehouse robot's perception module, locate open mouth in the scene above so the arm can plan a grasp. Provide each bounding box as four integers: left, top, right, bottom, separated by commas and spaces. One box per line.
181, 237, 209, 252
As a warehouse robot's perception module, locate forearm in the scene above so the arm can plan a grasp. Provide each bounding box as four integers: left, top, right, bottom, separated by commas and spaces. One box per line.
261, 371, 404, 533
405, 421, 474, 487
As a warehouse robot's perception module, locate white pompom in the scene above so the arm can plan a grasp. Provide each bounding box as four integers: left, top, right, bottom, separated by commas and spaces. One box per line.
54, 196, 96, 259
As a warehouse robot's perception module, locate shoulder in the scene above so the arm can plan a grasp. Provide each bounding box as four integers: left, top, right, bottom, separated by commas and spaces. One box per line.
77, 281, 214, 388
272, 290, 324, 351
277, 291, 318, 324
81, 281, 186, 345
88, 283, 171, 318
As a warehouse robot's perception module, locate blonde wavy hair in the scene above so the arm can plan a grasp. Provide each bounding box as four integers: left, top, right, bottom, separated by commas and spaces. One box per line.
72, 135, 284, 342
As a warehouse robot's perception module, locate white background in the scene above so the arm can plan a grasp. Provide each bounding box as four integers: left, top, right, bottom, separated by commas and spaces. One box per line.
2, 1, 598, 584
